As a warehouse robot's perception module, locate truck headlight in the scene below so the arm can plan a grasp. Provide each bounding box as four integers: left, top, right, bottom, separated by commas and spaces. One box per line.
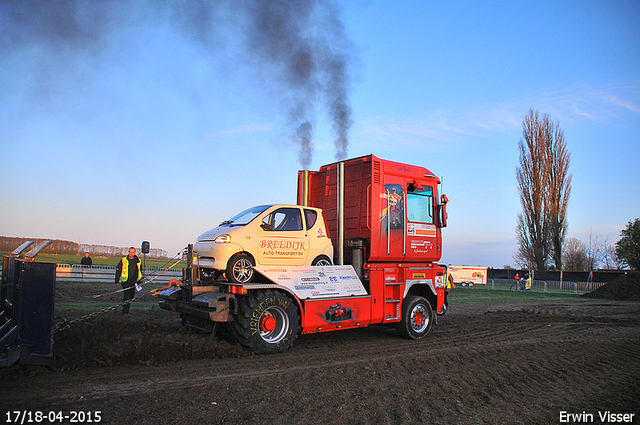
214, 234, 231, 243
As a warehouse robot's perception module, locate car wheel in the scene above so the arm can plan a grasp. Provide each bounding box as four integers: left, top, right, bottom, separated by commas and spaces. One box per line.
311, 255, 333, 266
226, 253, 255, 283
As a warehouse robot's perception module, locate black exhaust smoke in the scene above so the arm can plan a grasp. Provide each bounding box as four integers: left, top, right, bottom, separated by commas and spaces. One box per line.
2, 0, 356, 168
241, 0, 355, 168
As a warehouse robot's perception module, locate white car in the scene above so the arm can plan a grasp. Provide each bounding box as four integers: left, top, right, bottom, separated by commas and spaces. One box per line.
193, 204, 334, 283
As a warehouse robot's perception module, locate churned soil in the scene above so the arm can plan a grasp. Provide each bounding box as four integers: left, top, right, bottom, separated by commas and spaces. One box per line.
1, 281, 639, 424
583, 271, 640, 301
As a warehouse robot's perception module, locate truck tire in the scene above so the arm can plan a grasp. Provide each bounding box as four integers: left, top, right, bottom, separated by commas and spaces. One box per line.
396, 295, 433, 340
232, 289, 300, 353
226, 253, 255, 283
311, 255, 332, 266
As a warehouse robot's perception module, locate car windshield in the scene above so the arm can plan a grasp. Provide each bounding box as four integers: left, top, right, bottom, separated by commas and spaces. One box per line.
220, 205, 272, 227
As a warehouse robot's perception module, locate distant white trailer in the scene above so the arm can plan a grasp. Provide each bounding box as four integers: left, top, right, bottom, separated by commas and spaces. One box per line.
449, 266, 487, 286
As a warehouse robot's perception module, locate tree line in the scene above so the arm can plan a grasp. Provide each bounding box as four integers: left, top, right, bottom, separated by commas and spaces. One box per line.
561, 220, 640, 271
0, 236, 168, 258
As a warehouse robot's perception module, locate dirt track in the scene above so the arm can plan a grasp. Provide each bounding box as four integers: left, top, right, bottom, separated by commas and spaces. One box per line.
1, 284, 639, 425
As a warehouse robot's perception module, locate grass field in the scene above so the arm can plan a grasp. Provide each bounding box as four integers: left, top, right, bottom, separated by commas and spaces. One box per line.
1, 251, 186, 268
56, 281, 169, 312
449, 286, 583, 304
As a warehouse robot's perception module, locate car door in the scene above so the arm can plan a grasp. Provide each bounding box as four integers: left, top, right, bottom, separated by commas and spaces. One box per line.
257, 206, 310, 265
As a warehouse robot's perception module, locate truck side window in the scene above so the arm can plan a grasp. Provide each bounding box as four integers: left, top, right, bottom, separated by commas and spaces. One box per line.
262, 208, 303, 231
304, 209, 318, 230
406, 186, 434, 224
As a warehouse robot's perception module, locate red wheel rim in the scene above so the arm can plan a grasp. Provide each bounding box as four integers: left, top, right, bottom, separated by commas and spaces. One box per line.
414, 311, 424, 326
260, 313, 276, 333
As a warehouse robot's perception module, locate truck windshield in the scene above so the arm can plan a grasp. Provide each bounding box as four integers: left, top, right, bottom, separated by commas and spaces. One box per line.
220, 205, 272, 227
406, 187, 433, 224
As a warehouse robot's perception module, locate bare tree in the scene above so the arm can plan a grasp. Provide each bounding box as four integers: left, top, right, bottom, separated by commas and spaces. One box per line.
516, 109, 551, 270
515, 108, 571, 270
546, 119, 572, 269
584, 231, 600, 270
562, 237, 588, 271
514, 214, 542, 269
597, 234, 621, 269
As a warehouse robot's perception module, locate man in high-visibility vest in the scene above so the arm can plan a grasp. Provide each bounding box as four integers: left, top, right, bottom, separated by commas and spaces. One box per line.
115, 247, 142, 316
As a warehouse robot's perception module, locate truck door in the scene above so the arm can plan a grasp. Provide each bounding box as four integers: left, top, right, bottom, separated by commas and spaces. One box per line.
257, 207, 310, 265
405, 183, 439, 261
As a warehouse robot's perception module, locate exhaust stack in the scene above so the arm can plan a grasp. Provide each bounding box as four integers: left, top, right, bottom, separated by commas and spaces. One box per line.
337, 161, 345, 265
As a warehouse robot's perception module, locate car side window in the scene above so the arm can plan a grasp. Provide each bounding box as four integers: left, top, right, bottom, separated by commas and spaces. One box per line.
304, 209, 318, 230
261, 208, 303, 231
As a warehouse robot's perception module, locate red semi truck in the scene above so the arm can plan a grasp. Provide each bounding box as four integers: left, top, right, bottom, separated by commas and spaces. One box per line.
159, 154, 448, 353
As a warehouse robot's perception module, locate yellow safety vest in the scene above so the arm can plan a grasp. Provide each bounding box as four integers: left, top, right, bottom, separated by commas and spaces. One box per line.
445, 270, 453, 289
121, 256, 142, 283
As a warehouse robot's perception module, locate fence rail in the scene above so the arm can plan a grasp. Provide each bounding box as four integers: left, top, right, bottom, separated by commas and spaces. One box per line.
1, 264, 182, 284
55, 264, 182, 284
485, 278, 606, 294
1, 265, 608, 292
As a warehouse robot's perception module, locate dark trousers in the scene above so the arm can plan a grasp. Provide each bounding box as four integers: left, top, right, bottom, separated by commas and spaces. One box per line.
122, 283, 136, 314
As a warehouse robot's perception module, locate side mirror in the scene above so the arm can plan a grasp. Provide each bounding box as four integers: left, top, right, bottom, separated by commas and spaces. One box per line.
437, 194, 448, 228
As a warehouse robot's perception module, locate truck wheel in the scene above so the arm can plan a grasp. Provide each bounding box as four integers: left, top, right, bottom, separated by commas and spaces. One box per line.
311, 255, 332, 266
396, 295, 433, 339
226, 253, 255, 283
232, 290, 300, 353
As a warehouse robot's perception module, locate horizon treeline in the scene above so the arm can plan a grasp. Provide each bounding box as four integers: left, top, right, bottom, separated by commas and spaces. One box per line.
0, 236, 168, 258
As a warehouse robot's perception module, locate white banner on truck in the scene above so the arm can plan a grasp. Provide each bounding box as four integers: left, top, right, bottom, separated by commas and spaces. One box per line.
254, 265, 368, 299
449, 266, 487, 285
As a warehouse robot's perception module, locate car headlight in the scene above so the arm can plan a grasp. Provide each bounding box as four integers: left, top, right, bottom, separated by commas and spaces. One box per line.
214, 234, 231, 243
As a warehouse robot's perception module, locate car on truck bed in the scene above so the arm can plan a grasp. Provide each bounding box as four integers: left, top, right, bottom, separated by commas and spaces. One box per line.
193, 204, 333, 283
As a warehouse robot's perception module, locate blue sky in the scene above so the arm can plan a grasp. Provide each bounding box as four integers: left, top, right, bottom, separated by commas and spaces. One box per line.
1, 0, 639, 268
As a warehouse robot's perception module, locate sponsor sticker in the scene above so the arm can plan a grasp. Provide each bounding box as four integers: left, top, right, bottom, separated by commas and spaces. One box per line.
253, 265, 368, 299
407, 223, 437, 237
